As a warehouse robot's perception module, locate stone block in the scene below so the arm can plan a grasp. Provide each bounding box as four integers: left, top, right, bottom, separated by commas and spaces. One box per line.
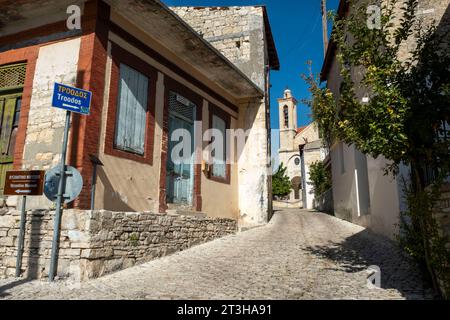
3, 257, 16, 268
59, 248, 81, 257
6, 197, 18, 208
70, 242, 90, 249
86, 248, 113, 259
85, 260, 105, 278
0, 215, 14, 228
104, 258, 123, 273
0, 237, 14, 246
123, 258, 136, 269
68, 230, 89, 243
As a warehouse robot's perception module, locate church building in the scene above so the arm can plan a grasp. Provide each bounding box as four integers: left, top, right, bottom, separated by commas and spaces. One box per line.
277, 89, 328, 209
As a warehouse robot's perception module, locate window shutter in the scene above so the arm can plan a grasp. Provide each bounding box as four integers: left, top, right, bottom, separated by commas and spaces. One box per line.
115, 64, 148, 155
212, 114, 226, 178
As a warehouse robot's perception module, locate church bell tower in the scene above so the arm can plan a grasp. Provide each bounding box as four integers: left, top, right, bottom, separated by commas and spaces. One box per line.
278, 89, 297, 152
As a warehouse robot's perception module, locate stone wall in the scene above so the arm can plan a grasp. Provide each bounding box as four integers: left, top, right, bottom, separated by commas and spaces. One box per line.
170, 6, 266, 90
0, 209, 236, 281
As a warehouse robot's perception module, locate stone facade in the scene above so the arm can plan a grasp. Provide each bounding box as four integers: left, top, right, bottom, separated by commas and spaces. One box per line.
171, 6, 276, 228
0, 209, 236, 280
171, 6, 267, 90
23, 38, 80, 171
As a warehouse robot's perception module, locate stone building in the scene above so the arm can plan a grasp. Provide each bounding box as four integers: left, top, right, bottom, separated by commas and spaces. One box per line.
321, 0, 449, 239
277, 89, 328, 209
169, 5, 280, 224
0, 0, 279, 279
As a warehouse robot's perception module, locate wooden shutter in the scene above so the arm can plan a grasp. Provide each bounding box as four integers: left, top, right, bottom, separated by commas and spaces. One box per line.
212, 114, 226, 178
0, 97, 16, 162
0, 95, 20, 194
115, 63, 148, 155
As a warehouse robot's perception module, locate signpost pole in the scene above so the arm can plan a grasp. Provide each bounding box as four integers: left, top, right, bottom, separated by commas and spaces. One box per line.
49, 110, 71, 281
15, 196, 27, 277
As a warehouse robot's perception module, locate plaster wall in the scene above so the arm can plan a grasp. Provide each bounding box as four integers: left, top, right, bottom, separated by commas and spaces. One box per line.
18, 38, 81, 210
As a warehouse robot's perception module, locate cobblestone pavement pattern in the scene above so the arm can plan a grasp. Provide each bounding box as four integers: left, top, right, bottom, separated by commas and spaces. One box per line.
0, 209, 434, 299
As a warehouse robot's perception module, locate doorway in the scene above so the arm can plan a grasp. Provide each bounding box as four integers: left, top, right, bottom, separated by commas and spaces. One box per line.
0, 63, 26, 195
165, 91, 196, 206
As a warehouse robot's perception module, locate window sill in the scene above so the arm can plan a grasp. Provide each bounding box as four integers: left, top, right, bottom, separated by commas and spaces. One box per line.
206, 173, 230, 185
104, 145, 152, 165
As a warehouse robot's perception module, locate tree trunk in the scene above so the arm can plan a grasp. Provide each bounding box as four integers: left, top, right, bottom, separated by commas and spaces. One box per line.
411, 161, 442, 298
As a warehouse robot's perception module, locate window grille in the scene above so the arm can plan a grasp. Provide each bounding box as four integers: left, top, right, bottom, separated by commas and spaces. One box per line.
0, 63, 26, 90
169, 92, 195, 122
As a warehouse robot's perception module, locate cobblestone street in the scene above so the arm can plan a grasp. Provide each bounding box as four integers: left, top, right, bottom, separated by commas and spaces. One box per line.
0, 209, 434, 300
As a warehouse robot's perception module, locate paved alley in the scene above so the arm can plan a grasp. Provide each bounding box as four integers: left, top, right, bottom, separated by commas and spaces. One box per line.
0, 209, 434, 300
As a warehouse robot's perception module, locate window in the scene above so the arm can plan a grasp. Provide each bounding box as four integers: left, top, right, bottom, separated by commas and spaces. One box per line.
283, 105, 289, 128
209, 105, 230, 183
212, 114, 226, 178
114, 63, 148, 155
9, 97, 21, 156
105, 44, 156, 165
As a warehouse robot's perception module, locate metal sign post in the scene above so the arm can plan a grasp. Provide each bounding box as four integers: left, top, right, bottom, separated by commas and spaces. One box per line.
16, 196, 27, 277
3, 170, 45, 278
48, 83, 91, 281
48, 110, 71, 281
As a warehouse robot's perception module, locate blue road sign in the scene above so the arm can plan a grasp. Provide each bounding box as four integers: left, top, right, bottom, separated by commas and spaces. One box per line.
52, 82, 92, 115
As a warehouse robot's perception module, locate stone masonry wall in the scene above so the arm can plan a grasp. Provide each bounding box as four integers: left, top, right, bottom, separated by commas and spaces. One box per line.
171, 6, 266, 90
0, 209, 236, 281
3, 38, 82, 210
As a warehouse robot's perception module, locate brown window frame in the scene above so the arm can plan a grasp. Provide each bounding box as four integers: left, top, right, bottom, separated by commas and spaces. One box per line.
208, 104, 231, 184
105, 44, 156, 165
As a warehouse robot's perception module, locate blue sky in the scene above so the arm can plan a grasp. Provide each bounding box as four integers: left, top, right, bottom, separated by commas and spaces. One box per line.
164, 0, 340, 166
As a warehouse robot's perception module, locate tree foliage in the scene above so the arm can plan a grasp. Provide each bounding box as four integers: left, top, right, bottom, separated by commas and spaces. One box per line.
272, 163, 292, 198
304, 0, 449, 172
303, 0, 450, 297
308, 161, 332, 197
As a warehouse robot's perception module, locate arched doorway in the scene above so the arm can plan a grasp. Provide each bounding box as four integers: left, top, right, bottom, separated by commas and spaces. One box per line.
291, 176, 301, 200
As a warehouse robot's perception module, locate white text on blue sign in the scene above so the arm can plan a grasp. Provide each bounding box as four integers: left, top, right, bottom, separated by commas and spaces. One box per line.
52, 83, 92, 115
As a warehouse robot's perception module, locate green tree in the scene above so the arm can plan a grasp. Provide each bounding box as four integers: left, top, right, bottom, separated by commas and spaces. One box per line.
272, 163, 292, 198
303, 0, 449, 297
309, 161, 332, 197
